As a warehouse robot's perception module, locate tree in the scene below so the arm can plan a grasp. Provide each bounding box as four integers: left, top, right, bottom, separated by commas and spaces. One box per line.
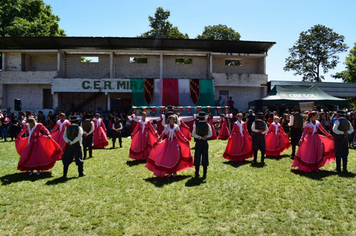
139, 7, 188, 39
0, 0, 66, 37
196, 24, 241, 41
333, 43, 356, 83
284, 24, 348, 82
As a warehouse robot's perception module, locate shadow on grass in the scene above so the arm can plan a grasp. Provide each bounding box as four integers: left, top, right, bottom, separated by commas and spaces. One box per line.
0, 172, 53, 185
126, 159, 147, 167
223, 160, 252, 168
250, 162, 266, 168
289, 169, 354, 180
185, 177, 206, 187
144, 175, 190, 187
45, 176, 77, 185
266, 154, 290, 161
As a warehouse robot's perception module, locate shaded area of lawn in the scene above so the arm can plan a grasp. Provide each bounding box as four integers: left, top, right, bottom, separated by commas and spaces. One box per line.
1, 138, 356, 235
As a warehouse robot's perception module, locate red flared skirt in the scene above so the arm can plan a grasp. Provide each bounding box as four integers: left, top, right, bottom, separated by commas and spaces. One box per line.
93, 127, 109, 148
291, 134, 335, 172
16, 136, 62, 171
223, 133, 253, 161
146, 137, 193, 177
265, 132, 291, 157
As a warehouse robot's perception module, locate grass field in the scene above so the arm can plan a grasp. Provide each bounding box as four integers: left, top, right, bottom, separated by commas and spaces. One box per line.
1, 137, 356, 235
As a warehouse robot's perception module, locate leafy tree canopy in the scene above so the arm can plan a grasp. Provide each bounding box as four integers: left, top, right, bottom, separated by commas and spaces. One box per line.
0, 0, 66, 37
333, 43, 356, 83
139, 7, 188, 39
284, 24, 348, 82
196, 24, 241, 41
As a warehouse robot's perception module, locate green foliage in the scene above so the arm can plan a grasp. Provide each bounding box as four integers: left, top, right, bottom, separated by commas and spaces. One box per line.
284, 24, 348, 82
0, 0, 66, 37
333, 43, 356, 83
196, 24, 241, 41
139, 7, 188, 39
1, 138, 356, 235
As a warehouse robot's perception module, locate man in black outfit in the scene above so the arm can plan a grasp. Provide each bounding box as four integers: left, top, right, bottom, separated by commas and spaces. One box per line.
62, 116, 85, 178
81, 114, 94, 159
288, 106, 303, 159
192, 112, 212, 178
111, 117, 123, 148
332, 111, 354, 173
251, 112, 268, 165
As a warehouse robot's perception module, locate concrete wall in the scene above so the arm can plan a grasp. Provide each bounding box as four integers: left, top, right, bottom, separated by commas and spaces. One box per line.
0, 71, 57, 84
27, 55, 57, 71
114, 55, 160, 78
3, 84, 50, 111
212, 57, 264, 74
215, 86, 265, 112
65, 55, 110, 78
213, 73, 268, 87
5, 53, 22, 71
163, 56, 207, 78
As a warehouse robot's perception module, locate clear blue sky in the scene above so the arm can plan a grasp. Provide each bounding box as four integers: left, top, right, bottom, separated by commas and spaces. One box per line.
45, 0, 355, 82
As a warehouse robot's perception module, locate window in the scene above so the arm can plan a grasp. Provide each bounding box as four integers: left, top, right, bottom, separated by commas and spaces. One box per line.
130, 57, 148, 63
219, 90, 229, 96
225, 60, 242, 66
175, 58, 193, 64
81, 56, 99, 63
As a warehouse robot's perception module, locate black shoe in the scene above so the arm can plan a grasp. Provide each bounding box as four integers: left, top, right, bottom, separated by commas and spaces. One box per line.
202, 174, 207, 179
194, 173, 199, 178
336, 168, 341, 173
79, 173, 86, 177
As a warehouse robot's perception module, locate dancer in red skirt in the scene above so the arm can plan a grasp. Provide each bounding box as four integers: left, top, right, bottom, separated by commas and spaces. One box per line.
15, 117, 62, 175
218, 114, 230, 140
51, 113, 71, 152
129, 111, 158, 160
146, 115, 193, 177
92, 113, 109, 149
291, 111, 335, 172
223, 113, 253, 161
207, 113, 217, 140
265, 116, 291, 157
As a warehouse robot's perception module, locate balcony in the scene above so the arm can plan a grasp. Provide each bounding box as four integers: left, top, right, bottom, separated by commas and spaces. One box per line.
0, 71, 57, 85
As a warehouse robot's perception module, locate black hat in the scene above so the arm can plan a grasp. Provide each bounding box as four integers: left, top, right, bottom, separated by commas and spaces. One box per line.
166, 105, 174, 111
197, 111, 206, 119
70, 116, 81, 123
293, 106, 299, 112
256, 112, 264, 117
336, 110, 346, 116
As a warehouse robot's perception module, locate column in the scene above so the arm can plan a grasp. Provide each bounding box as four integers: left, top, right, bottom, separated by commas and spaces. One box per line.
110, 52, 114, 78
107, 93, 111, 111
53, 92, 59, 110
1, 52, 5, 71
57, 51, 61, 72
160, 52, 163, 80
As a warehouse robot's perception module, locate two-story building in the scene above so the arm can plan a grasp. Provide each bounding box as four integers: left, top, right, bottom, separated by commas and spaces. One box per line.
0, 37, 275, 113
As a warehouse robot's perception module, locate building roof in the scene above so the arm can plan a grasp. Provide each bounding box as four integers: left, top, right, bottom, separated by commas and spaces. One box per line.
0, 37, 275, 54
269, 80, 356, 98
259, 85, 348, 106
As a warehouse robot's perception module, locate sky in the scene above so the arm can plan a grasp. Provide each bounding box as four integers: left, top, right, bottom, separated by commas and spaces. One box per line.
44, 0, 355, 82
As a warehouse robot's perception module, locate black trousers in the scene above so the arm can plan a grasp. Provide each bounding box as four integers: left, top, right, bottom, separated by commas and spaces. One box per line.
334, 134, 349, 170
82, 134, 93, 158
112, 131, 122, 147
290, 128, 302, 156
194, 140, 209, 167
63, 143, 83, 166
252, 134, 265, 162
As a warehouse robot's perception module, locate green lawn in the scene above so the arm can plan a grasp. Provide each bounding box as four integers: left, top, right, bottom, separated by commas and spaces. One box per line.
1, 138, 356, 235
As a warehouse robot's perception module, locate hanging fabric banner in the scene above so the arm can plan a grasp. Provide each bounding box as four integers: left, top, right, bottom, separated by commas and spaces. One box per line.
196, 79, 215, 106
130, 78, 147, 106
190, 79, 200, 105
144, 78, 155, 105
162, 79, 179, 106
